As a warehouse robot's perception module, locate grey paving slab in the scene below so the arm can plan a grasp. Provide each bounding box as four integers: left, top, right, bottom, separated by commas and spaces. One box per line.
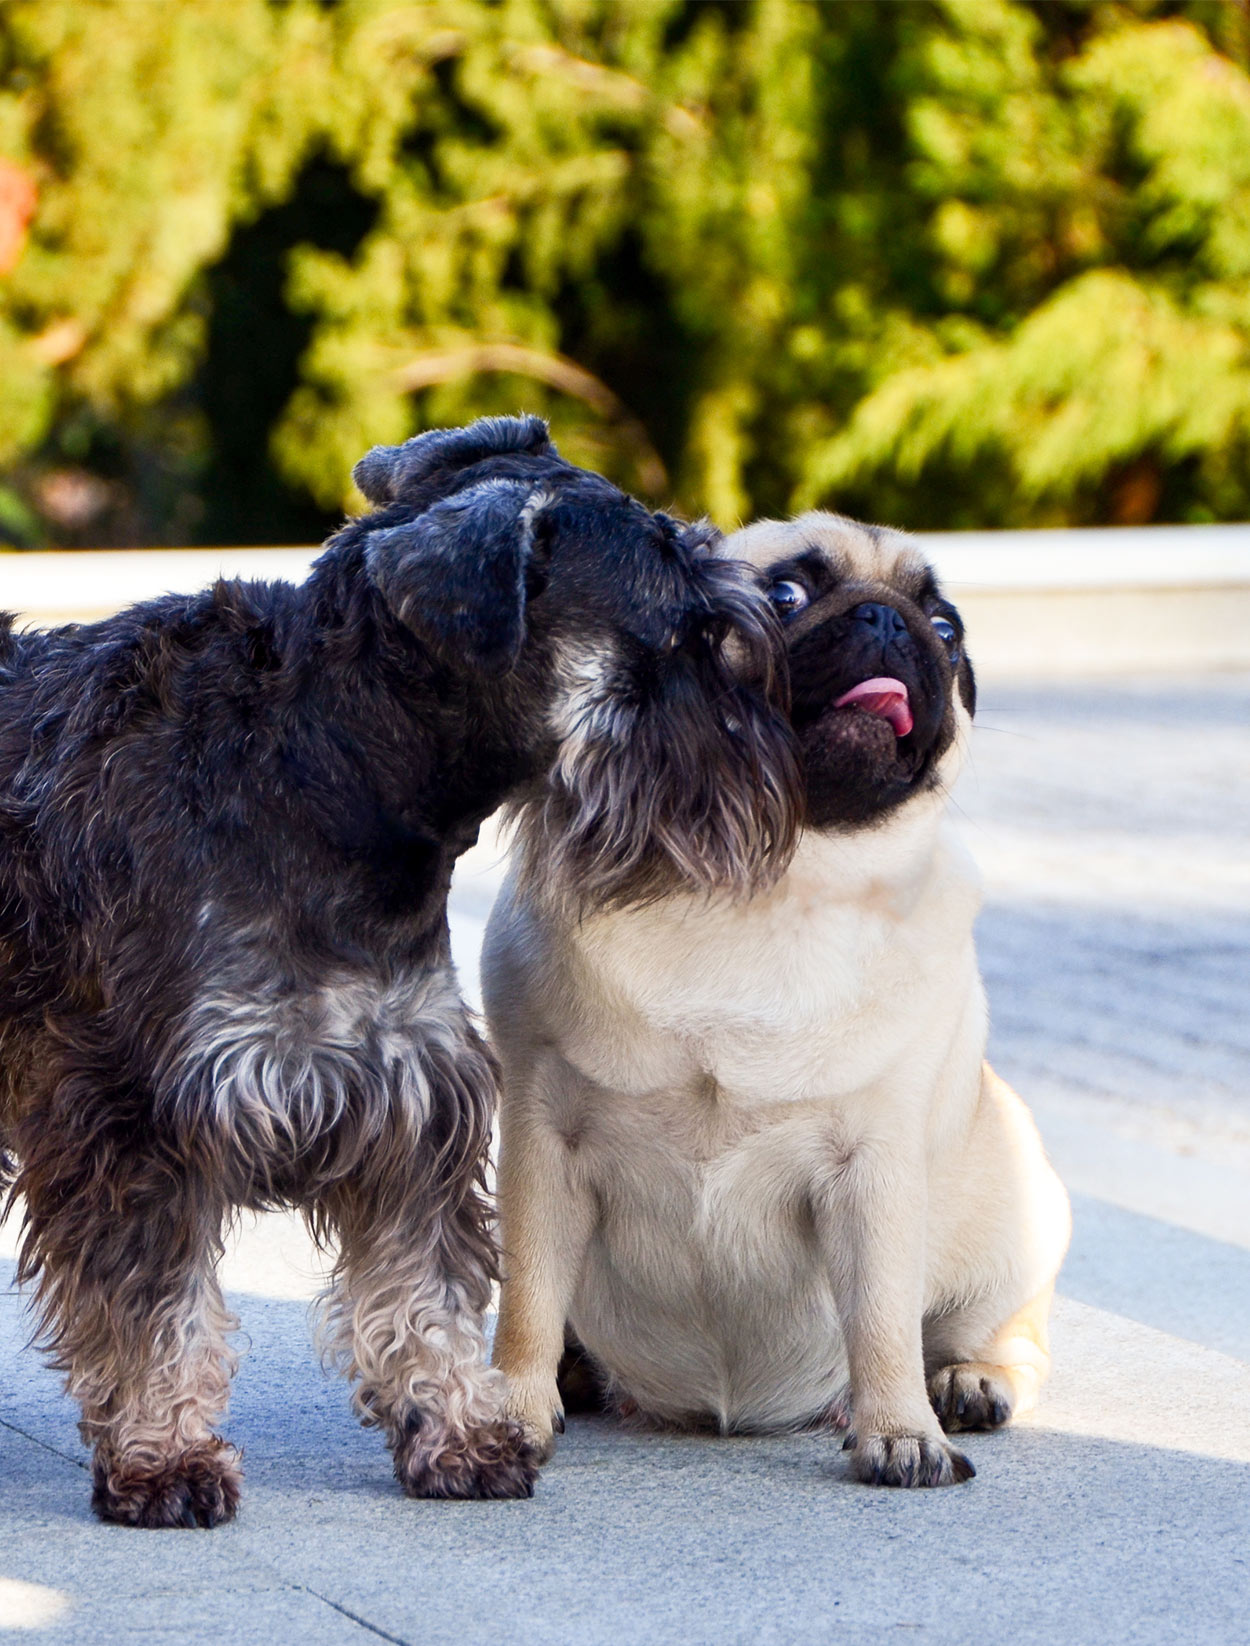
2, 672, 1248, 1644
956, 674, 1250, 1163
1, 1568, 379, 1646
1062, 1194, 1250, 1360
3, 1287, 1248, 1646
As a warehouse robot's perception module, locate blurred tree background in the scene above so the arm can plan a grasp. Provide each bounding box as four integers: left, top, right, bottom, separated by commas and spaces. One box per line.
1, 0, 1249, 546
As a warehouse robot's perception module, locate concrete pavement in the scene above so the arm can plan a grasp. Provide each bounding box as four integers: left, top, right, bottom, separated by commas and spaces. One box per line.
2, 672, 1248, 1644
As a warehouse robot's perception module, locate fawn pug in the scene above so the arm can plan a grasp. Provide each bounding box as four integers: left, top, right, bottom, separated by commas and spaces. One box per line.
486, 511, 1070, 1488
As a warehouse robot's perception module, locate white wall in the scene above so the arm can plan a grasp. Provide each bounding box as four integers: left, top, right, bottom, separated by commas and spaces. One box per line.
4, 524, 1249, 676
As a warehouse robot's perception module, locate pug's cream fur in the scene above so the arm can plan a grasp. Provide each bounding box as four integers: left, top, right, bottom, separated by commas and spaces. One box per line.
485, 514, 1071, 1488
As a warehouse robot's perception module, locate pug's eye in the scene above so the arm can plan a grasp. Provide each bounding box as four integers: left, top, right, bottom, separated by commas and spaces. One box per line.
931, 615, 960, 663
768, 579, 810, 617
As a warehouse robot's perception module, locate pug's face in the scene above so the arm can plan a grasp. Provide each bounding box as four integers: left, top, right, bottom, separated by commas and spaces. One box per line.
726, 513, 976, 831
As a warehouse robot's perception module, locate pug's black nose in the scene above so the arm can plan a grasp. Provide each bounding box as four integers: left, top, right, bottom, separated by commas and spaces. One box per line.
849, 602, 908, 639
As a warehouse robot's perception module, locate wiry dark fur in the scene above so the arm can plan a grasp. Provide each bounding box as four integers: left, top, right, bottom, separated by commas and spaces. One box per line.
0, 415, 799, 1526
507, 537, 800, 917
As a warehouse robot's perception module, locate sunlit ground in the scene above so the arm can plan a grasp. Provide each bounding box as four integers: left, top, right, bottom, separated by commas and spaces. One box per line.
1, 674, 1247, 1643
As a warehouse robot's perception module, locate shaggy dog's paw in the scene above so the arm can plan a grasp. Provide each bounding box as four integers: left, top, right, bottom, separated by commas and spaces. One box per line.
92, 1439, 242, 1528
395, 1417, 540, 1500
844, 1429, 975, 1488
929, 1363, 1015, 1433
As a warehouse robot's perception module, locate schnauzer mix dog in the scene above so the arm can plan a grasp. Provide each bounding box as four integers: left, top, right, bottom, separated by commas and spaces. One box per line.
0, 416, 799, 1526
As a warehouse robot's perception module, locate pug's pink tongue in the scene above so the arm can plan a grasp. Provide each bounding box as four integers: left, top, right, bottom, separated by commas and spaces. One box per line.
833, 677, 914, 737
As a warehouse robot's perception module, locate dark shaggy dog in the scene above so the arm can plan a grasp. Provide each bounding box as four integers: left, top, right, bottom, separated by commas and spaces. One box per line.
0, 416, 798, 1526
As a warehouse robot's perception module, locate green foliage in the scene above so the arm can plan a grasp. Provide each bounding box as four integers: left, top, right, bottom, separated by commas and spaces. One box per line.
809, 3, 1250, 526
0, 0, 321, 540
1, 0, 1249, 543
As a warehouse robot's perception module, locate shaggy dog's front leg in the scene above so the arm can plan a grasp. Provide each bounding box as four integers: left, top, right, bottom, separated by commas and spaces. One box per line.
83, 1266, 240, 1529
320, 1169, 539, 1500
16, 1106, 240, 1528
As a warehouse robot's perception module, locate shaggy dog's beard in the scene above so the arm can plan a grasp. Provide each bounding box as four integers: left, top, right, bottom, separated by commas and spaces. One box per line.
510, 562, 800, 917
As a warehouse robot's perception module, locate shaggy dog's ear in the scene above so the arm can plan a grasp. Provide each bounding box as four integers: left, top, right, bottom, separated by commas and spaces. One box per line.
365, 479, 549, 674
353, 415, 556, 505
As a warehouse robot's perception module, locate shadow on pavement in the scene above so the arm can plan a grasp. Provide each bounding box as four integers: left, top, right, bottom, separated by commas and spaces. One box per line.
1062, 1194, 1250, 1360
4, 1250, 1250, 1644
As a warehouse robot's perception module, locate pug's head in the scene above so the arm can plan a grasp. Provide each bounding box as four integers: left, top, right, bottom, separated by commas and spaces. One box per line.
725, 512, 975, 831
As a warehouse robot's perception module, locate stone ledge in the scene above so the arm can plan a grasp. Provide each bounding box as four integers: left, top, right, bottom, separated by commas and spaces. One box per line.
954, 583, 1250, 675
4, 528, 1249, 676
917, 521, 1250, 590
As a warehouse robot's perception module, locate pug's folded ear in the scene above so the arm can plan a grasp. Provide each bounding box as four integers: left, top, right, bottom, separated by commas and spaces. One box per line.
365, 479, 550, 674
353, 415, 555, 506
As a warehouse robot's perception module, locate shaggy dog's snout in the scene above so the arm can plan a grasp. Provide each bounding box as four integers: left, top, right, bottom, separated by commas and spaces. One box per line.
509, 546, 802, 917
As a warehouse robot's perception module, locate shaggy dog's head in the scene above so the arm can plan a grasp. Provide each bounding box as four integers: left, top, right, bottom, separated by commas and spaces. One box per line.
725, 512, 975, 831
348, 417, 801, 906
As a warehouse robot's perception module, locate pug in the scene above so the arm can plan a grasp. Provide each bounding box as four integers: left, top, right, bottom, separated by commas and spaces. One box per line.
484, 512, 1071, 1488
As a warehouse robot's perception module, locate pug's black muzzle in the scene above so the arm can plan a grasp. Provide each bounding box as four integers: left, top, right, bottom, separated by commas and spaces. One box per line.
789, 600, 948, 769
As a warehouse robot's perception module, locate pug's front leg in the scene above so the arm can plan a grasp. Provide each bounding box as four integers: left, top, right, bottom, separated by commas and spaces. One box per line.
814, 1135, 974, 1488
492, 1094, 595, 1463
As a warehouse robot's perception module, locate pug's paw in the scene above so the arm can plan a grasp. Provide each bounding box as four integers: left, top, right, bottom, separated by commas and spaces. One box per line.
928, 1363, 1015, 1433
844, 1428, 975, 1488
502, 1376, 564, 1464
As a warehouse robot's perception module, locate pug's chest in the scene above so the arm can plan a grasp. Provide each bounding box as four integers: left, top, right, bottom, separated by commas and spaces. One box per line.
694, 955, 913, 1106
581, 900, 935, 1106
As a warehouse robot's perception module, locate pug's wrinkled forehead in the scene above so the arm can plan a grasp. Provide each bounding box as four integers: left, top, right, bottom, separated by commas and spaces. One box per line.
728, 511, 935, 598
